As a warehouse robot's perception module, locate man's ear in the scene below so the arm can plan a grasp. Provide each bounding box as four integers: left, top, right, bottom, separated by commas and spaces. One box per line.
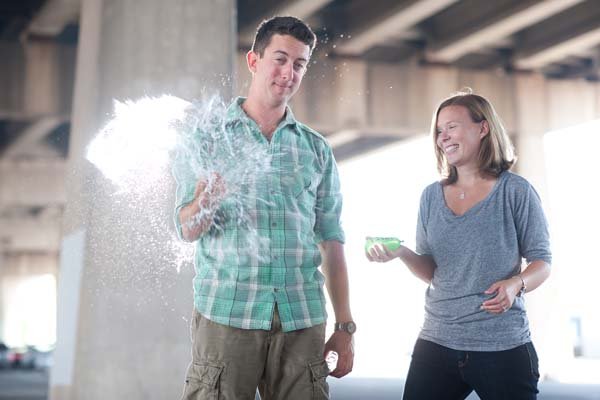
247, 50, 258, 74
480, 120, 490, 138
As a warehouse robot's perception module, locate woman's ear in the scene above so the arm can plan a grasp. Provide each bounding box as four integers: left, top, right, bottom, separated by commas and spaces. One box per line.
480, 120, 490, 138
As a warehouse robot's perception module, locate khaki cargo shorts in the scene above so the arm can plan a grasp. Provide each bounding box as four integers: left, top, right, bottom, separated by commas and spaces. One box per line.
180, 307, 329, 400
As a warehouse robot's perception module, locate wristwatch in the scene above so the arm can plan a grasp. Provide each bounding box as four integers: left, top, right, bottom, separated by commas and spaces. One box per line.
334, 321, 356, 335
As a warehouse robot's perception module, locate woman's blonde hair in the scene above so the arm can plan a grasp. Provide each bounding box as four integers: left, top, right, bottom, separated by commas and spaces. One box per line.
431, 88, 516, 184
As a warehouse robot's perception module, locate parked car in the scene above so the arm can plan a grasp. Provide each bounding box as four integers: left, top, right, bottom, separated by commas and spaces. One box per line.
28, 346, 53, 370
5, 345, 53, 370
7, 347, 28, 369
0, 342, 9, 369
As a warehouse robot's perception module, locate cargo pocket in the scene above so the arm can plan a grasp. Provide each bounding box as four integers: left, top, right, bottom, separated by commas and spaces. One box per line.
308, 359, 330, 400
181, 362, 223, 400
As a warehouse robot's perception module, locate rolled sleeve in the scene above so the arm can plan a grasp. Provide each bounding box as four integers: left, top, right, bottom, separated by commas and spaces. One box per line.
515, 185, 552, 265
314, 147, 344, 243
416, 187, 432, 256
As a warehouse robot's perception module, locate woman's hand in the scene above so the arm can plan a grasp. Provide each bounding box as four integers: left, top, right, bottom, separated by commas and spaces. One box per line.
481, 276, 522, 314
365, 244, 401, 263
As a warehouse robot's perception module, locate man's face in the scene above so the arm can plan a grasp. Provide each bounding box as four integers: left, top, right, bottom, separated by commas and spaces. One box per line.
248, 34, 311, 107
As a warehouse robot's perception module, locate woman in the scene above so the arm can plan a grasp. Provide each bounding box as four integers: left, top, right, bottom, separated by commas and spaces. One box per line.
367, 90, 551, 400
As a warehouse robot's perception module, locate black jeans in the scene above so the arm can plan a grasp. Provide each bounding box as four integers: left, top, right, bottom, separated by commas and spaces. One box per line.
402, 339, 540, 400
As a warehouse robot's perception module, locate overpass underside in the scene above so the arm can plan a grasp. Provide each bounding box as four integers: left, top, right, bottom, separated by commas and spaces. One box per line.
0, 1, 599, 399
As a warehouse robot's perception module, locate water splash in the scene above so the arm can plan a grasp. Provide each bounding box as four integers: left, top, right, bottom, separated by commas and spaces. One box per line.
86, 94, 277, 271
87, 95, 189, 194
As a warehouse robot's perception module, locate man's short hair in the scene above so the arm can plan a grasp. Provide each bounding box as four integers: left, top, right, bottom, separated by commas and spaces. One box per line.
251, 16, 316, 57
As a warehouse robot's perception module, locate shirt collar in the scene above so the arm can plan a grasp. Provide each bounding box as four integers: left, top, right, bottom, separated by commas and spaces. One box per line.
226, 97, 298, 132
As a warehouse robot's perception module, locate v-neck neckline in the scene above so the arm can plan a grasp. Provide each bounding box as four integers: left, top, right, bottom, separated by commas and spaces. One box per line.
439, 172, 506, 218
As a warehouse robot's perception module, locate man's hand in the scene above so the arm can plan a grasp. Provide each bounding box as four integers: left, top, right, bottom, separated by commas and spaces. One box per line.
323, 331, 354, 378
193, 173, 226, 209
180, 173, 227, 241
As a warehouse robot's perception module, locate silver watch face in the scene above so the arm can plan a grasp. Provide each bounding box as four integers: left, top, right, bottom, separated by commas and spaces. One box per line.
344, 321, 356, 334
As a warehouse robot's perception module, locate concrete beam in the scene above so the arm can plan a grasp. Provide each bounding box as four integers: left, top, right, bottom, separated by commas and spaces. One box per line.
27, 0, 80, 36
4, 116, 68, 158
0, 253, 59, 281
541, 53, 600, 80
516, 28, 600, 69
0, 208, 63, 253
337, 0, 458, 55
326, 126, 420, 145
0, 110, 28, 120
514, 1, 600, 69
428, 0, 581, 63
239, 0, 333, 47
0, 159, 66, 207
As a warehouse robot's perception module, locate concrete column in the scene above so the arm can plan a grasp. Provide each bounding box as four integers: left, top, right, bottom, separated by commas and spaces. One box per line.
50, 1, 235, 399
513, 73, 573, 380
0, 42, 25, 117
332, 59, 369, 129
457, 69, 516, 131
23, 40, 61, 117
0, 254, 5, 342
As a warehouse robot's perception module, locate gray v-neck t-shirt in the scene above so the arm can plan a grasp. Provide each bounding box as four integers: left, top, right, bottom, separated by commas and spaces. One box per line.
416, 171, 551, 351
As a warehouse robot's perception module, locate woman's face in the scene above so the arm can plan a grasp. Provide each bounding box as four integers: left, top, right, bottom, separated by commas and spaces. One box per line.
436, 105, 488, 169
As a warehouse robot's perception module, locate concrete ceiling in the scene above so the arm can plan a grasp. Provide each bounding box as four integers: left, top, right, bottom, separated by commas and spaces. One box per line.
238, 0, 600, 79
2, 0, 599, 156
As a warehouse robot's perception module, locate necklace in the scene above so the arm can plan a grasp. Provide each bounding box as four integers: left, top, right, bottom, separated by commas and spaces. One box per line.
459, 191, 465, 200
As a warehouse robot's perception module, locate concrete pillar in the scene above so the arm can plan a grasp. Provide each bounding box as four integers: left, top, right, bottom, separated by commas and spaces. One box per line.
513, 73, 573, 380
0, 42, 25, 117
0, 253, 5, 342
23, 40, 62, 117
50, 1, 235, 399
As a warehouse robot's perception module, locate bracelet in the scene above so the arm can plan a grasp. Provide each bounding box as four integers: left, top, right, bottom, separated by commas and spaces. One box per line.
516, 274, 526, 297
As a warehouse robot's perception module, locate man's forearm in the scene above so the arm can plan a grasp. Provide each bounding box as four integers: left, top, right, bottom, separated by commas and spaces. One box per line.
319, 240, 353, 322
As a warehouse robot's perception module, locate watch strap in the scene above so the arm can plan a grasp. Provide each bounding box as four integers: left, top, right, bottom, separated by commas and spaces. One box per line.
334, 321, 356, 334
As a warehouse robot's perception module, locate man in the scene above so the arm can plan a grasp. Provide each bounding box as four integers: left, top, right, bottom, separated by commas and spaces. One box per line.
174, 16, 354, 399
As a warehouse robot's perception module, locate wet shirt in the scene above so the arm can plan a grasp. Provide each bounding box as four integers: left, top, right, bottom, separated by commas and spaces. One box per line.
416, 171, 551, 351
173, 97, 344, 332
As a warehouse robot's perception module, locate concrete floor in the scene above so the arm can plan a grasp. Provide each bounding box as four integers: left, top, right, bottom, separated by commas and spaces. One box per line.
0, 369, 48, 400
329, 377, 600, 400
1, 369, 599, 399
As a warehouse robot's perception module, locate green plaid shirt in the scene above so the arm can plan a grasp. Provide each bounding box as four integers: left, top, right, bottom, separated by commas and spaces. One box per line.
173, 97, 344, 332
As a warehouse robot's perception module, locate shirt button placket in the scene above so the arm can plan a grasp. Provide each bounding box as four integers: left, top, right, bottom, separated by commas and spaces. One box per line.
270, 137, 284, 296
